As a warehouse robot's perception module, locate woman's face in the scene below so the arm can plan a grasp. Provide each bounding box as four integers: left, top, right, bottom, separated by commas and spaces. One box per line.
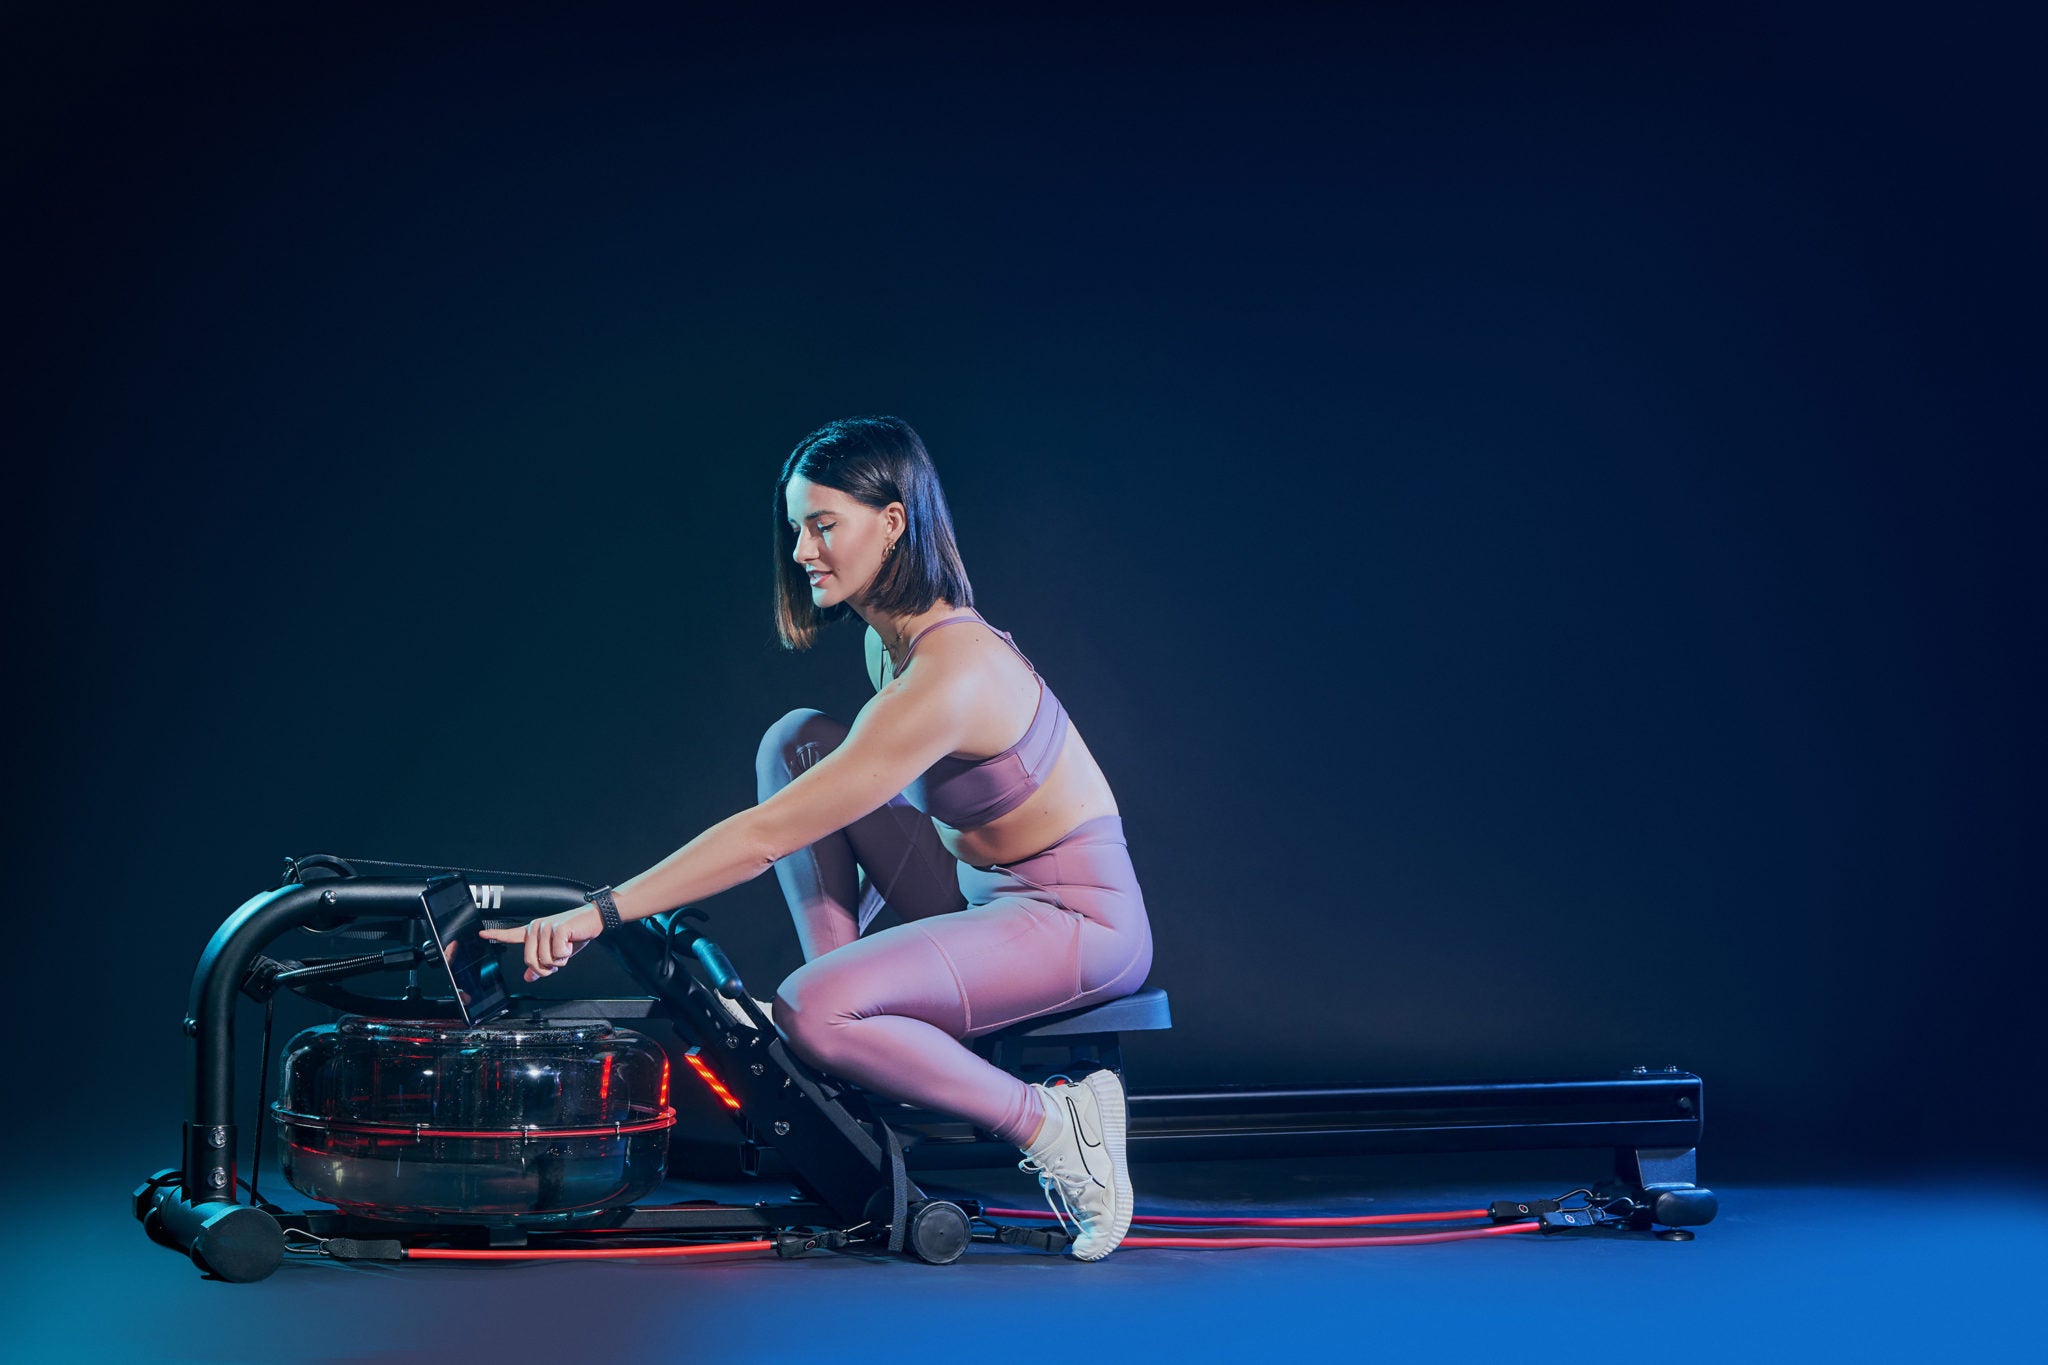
785, 475, 898, 607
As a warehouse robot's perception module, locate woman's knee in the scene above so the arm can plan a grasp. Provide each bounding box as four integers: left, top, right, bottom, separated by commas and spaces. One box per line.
770, 970, 854, 1069
755, 708, 847, 788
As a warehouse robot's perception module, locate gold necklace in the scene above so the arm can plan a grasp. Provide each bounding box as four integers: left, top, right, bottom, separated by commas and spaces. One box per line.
885, 607, 970, 675
884, 618, 919, 674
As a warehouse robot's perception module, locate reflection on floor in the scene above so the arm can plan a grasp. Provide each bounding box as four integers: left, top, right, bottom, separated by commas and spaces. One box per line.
27, 1150, 2044, 1363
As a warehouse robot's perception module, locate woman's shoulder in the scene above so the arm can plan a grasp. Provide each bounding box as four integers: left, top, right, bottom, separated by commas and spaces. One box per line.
869, 609, 1009, 692
908, 614, 1034, 692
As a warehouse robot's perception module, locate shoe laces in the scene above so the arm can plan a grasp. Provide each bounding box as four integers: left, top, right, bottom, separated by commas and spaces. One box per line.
1016, 1077, 1098, 1237
1021, 1158, 1080, 1237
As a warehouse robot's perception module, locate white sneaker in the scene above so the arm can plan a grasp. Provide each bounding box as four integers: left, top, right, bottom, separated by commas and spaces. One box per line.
1016, 1071, 1133, 1261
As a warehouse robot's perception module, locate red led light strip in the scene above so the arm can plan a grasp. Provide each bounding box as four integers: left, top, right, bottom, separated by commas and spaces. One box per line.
682, 1051, 742, 1110
983, 1205, 1495, 1226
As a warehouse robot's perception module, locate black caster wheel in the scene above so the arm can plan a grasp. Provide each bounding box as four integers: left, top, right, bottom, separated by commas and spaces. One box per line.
905, 1200, 970, 1265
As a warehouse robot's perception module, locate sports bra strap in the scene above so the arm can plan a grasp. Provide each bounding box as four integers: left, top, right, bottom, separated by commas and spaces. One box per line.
898, 612, 1037, 673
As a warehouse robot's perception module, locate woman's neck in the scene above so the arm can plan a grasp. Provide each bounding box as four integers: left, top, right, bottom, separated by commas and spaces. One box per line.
866, 600, 963, 671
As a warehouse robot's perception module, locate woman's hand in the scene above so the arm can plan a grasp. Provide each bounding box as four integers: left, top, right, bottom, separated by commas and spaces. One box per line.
478, 904, 605, 982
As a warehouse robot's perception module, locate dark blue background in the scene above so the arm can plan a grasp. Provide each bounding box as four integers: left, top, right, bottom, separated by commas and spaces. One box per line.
12, 4, 2041, 1181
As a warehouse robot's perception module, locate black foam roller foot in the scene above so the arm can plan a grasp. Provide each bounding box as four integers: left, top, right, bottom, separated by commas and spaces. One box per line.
190, 1204, 286, 1283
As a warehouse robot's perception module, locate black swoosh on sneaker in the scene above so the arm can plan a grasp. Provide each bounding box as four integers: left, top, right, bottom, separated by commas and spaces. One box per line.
1063, 1094, 1105, 1148
1063, 1094, 1107, 1188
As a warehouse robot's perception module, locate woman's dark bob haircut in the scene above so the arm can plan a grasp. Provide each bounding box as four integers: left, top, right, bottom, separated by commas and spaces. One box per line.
773, 416, 975, 650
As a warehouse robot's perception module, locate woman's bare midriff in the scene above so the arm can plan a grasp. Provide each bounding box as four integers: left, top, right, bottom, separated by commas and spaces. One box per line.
937, 720, 1119, 869
881, 620, 1120, 869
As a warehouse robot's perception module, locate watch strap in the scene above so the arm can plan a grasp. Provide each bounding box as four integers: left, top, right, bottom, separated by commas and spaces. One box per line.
584, 885, 624, 932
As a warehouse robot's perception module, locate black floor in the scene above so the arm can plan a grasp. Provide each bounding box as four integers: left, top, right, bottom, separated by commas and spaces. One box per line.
27, 1149, 2045, 1363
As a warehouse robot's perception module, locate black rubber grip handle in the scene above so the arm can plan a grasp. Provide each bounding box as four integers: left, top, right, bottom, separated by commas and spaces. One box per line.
691, 938, 746, 998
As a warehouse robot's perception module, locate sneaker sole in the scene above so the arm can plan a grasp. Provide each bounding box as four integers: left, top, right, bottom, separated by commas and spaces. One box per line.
1074, 1069, 1132, 1260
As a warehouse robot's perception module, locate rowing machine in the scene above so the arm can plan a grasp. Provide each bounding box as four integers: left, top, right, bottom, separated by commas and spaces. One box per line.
133, 854, 1716, 1281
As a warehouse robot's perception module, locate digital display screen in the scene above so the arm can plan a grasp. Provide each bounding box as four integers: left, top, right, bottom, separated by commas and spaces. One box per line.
420, 874, 511, 1027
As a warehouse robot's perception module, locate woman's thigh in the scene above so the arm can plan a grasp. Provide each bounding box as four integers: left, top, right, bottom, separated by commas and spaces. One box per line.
776, 899, 1087, 1040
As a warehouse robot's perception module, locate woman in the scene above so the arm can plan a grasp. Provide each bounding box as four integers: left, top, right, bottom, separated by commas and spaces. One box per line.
480, 416, 1154, 1260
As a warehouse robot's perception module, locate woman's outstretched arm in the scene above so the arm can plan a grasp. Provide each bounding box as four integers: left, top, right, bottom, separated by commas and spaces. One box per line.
480, 664, 974, 980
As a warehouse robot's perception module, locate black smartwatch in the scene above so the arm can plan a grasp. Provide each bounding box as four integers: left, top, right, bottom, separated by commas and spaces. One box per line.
584, 885, 624, 933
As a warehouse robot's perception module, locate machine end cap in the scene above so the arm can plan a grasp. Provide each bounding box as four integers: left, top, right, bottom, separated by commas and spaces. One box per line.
191, 1204, 286, 1283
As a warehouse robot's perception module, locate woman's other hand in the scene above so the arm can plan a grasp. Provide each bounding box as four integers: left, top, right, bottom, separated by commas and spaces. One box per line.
478, 905, 605, 982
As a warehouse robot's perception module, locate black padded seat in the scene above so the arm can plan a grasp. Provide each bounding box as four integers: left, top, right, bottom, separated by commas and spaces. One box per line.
799, 989, 1175, 1100
859, 990, 1175, 1150
983, 987, 1172, 1040
968, 988, 1171, 1084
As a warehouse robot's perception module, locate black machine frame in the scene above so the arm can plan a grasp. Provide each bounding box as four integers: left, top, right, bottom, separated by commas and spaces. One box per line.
135, 855, 1718, 1281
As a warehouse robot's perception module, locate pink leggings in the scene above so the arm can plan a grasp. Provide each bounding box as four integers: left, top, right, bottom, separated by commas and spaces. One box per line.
756, 708, 1153, 1148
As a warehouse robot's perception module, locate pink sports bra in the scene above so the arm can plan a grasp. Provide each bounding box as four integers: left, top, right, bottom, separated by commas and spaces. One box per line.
893, 613, 1071, 830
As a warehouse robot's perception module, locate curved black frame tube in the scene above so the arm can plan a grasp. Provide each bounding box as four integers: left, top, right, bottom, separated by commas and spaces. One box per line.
180, 875, 589, 1204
